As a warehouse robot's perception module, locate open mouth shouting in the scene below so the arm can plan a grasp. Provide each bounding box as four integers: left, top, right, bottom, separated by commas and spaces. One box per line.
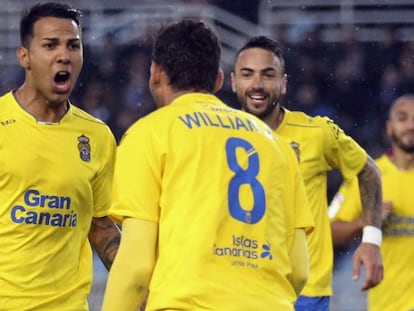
53, 71, 71, 94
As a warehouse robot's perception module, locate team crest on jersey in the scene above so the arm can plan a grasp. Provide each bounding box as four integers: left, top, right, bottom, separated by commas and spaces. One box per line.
290, 141, 301, 162
78, 135, 91, 162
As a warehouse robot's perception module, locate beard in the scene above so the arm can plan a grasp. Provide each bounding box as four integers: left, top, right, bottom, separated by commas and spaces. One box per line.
238, 90, 281, 119
391, 132, 414, 153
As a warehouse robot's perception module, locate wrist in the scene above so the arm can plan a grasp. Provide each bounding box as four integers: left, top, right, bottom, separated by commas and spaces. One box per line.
362, 225, 382, 246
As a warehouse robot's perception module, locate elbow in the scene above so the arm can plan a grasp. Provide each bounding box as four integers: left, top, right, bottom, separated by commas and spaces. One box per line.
290, 266, 309, 296
132, 263, 154, 292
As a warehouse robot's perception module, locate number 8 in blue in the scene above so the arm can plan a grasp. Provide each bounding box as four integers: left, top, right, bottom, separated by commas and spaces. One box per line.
225, 137, 265, 224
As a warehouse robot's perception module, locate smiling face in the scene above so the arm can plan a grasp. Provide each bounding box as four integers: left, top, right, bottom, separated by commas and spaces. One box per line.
18, 16, 83, 106
231, 47, 287, 119
387, 97, 414, 153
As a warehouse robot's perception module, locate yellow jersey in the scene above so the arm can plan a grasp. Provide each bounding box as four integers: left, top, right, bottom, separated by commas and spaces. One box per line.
110, 93, 314, 310
0, 91, 116, 310
330, 154, 414, 311
276, 108, 367, 297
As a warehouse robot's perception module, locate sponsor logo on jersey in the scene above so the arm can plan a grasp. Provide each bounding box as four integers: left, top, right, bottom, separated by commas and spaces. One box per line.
213, 234, 273, 268
0, 119, 16, 126
10, 189, 77, 227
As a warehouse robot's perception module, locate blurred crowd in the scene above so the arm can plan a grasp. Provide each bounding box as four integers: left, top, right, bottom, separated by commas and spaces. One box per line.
77, 25, 413, 158
2, 22, 413, 192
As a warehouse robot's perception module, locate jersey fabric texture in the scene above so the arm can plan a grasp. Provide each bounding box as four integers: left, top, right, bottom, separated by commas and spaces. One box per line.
110, 93, 314, 311
330, 154, 414, 311
0, 91, 116, 310
275, 108, 367, 297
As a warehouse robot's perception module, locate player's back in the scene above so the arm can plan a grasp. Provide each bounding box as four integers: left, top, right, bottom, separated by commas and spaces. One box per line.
130, 93, 296, 310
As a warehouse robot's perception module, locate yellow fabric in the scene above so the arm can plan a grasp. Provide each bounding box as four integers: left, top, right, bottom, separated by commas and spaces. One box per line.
110, 93, 313, 310
0, 91, 116, 310
102, 218, 157, 311
332, 154, 414, 311
275, 108, 367, 297
288, 229, 309, 296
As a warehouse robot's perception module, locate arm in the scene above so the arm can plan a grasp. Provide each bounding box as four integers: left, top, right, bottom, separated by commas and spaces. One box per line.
102, 217, 157, 311
331, 219, 363, 246
88, 216, 121, 270
353, 155, 384, 290
288, 228, 309, 296
331, 201, 393, 246
357, 156, 382, 231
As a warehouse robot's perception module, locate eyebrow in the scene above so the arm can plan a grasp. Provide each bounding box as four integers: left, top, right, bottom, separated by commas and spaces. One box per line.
240, 67, 277, 72
41, 37, 81, 43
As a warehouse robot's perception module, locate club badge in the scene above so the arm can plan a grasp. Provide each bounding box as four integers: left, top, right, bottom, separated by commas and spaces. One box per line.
290, 141, 301, 162
78, 135, 91, 162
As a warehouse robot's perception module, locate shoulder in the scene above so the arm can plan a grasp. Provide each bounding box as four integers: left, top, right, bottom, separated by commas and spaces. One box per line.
70, 104, 114, 138
284, 108, 336, 128
0, 91, 14, 108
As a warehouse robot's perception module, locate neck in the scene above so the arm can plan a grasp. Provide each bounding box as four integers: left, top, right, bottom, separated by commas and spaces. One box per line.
262, 104, 285, 131
388, 147, 414, 170
14, 86, 68, 123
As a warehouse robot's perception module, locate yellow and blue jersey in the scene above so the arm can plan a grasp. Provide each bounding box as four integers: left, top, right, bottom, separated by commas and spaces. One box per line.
330, 154, 414, 311
110, 93, 313, 310
276, 108, 367, 297
0, 91, 116, 310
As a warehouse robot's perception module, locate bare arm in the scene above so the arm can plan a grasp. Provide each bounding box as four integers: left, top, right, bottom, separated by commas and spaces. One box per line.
353, 156, 384, 290
331, 219, 363, 246
357, 156, 382, 229
88, 216, 121, 270
331, 201, 393, 246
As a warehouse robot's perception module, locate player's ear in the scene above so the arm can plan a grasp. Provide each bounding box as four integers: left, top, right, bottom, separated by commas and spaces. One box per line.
213, 68, 224, 93
149, 61, 162, 85
16, 46, 30, 69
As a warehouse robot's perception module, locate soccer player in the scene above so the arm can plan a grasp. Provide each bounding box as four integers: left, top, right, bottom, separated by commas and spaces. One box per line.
329, 94, 414, 311
0, 3, 120, 310
231, 36, 384, 311
102, 18, 314, 311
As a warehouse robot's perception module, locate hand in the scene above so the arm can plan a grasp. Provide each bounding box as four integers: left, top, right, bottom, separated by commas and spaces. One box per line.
381, 201, 392, 221
352, 243, 383, 291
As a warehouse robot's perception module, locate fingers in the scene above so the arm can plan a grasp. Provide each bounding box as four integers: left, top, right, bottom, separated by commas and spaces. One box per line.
352, 243, 384, 291
352, 254, 361, 282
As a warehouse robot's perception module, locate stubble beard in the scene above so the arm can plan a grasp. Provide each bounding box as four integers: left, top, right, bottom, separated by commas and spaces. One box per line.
392, 132, 414, 154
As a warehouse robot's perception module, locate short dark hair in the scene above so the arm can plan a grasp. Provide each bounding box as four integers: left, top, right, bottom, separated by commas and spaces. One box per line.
151, 18, 221, 93
235, 36, 285, 73
20, 2, 82, 47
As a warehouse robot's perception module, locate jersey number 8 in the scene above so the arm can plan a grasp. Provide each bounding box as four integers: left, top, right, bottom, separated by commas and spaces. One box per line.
225, 137, 265, 224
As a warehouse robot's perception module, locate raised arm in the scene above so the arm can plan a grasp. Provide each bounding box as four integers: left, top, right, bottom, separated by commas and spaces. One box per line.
88, 216, 121, 270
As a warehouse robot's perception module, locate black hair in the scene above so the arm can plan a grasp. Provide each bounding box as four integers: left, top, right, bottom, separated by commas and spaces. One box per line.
151, 18, 221, 93
234, 36, 285, 73
20, 2, 82, 47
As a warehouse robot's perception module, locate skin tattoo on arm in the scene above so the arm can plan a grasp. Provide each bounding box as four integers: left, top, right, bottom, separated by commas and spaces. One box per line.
89, 217, 121, 270
357, 157, 383, 228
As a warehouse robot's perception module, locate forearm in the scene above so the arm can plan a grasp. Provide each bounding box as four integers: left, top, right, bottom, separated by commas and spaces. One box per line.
331, 219, 363, 246
102, 258, 151, 311
357, 156, 382, 229
88, 216, 121, 270
288, 229, 309, 296
102, 218, 157, 311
